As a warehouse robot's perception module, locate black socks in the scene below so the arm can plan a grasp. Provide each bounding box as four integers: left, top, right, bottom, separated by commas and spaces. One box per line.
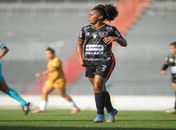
94, 91, 114, 114
105, 91, 113, 113
94, 92, 105, 114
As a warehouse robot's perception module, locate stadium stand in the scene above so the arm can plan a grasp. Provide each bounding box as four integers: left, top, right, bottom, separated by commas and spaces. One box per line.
0, 0, 176, 97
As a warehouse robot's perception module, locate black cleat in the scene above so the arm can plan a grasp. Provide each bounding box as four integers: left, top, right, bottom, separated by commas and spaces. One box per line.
22, 102, 31, 115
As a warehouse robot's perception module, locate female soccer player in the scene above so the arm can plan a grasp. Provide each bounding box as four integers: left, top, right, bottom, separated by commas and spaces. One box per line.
161, 41, 176, 114
34, 47, 80, 113
76, 4, 127, 123
0, 41, 31, 115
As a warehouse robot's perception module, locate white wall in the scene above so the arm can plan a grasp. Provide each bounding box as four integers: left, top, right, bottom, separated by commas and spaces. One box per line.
0, 95, 174, 111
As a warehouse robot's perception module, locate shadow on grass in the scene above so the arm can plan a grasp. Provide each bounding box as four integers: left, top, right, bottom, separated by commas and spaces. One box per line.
0, 126, 175, 130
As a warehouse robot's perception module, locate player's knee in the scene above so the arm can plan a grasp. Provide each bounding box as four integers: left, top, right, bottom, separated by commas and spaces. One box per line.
60, 93, 66, 98
93, 84, 103, 92
41, 90, 48, 96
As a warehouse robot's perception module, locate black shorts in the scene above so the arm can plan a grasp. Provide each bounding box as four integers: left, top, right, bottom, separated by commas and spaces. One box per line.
85, 56, 115, 80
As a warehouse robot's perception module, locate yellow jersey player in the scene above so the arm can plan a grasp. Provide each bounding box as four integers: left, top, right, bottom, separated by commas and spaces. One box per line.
34, 47, 80, 113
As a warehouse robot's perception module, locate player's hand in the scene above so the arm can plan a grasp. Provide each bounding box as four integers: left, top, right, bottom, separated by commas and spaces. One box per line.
35, 73, 42, 78
160, 70, 166, 75
103, 36, 116, 44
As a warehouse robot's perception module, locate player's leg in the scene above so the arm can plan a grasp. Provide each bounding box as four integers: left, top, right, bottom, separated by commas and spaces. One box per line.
91, 75, 106, 123
35, 81, 54, 113
89, 77, 114, 120
86, 64, 105, 122
172, 83, 176, 113
104, 90, 114, 112
104, 81, 118, 123
97, 58, 117, 123
55, 80, 80, 113
104, 81, 113, 113
0, 80, 31, 115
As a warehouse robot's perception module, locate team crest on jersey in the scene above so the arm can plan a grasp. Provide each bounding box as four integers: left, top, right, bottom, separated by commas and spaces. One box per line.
99, 31, 108, 38
92, 33, 97, 39
106, 26, 113, 31
85, 32, 91, 36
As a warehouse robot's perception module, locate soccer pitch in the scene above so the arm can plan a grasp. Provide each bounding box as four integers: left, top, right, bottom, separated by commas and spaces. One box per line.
0, 110, 175, 130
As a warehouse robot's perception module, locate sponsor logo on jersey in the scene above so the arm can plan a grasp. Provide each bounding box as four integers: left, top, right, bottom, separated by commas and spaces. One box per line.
85, 45, 104, 51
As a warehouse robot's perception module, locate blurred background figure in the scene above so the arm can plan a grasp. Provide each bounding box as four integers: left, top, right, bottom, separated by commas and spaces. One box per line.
160, 42, 176, 114
34, 47, 80, 113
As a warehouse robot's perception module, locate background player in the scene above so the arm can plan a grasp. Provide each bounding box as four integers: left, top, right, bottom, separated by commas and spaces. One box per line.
161, 41, 176, 114
34, 47, 80, 113
0, 41, 31, 115
76, 4, 127, 123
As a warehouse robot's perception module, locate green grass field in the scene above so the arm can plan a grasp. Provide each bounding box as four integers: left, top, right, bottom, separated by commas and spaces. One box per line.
0, 109, 176, 130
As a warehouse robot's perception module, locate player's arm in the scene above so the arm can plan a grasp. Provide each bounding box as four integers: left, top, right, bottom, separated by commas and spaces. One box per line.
116, 37, 127, 47
160, 61, 169, 74
35, 70, 48, 77
0, 46, 9, 59
76, 27, 86, 66
103, 36, 127, 47
76, 39, 85, 66
35, 67, 58, 77
103, 27, 127, 47
36, 59, 60, 78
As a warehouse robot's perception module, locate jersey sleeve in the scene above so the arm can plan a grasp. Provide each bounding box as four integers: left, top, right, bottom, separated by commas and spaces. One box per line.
164, 56, 170, 64
78, 27, 85, 41
161, 56, 170, 71
111, 26, 124, 39
0, 42, 7, 50
52, 58, 60, 68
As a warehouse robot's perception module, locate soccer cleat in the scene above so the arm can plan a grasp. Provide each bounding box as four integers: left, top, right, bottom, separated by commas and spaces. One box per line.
22, 102, 31, 115
166, 108, 176, 114
70, 107, 80, 113
94, 114, 105, 123
106, 108, 118, 123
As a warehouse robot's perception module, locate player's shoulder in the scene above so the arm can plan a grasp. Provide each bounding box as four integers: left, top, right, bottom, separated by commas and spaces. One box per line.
81, 25, 92, 31
54, 56, 61, 62
166, 54, 174, 61
167, 54, 174, 58
105, 24, 117, 31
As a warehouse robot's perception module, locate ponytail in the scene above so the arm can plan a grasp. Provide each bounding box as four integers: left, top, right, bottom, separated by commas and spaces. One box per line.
92, 4, 118, 21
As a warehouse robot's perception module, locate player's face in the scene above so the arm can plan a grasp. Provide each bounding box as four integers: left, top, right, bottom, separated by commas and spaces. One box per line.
45, 51, 54, 60
170, 45, 176, 55
88, 10, 103, 25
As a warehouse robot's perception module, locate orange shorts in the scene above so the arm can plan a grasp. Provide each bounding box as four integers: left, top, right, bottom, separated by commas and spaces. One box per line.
45, 78, 65, 89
